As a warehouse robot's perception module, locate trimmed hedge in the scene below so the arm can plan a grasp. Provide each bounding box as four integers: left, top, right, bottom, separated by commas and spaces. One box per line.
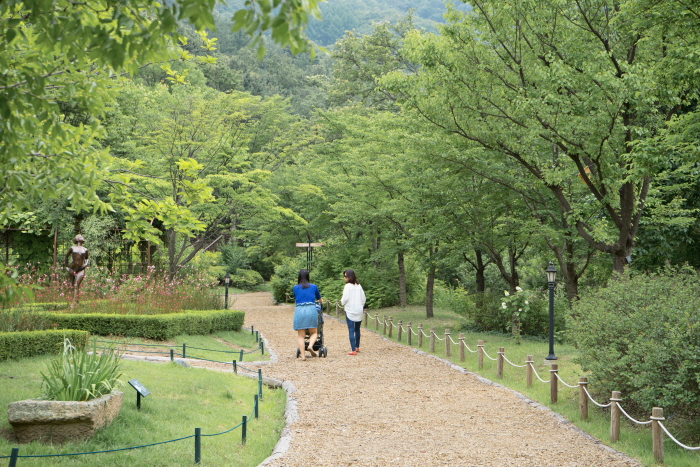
33, 309, 245, 340
19, 302, 69, 311
0, 329, 89, 361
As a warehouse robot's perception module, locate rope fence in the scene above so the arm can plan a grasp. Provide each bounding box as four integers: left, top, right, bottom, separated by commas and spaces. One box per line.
321, 299, 699, 464
94, 333, 265, 366
1, 367, 267, 465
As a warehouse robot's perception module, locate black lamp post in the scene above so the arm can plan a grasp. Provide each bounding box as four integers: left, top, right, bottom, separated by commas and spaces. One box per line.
224, 272, 230, 309
545, 261, 557, 360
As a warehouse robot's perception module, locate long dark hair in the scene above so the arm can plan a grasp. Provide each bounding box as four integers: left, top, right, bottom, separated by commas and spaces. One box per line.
344, 269, 359, 285
297, 269, 311, 288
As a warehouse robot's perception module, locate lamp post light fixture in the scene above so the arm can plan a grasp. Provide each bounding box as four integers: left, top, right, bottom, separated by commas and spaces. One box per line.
545, 261, 557, 360
224, 272, 230, 310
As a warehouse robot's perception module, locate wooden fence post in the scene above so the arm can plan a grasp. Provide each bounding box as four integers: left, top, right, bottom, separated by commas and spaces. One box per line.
375, 313, 379, 331
418, 324, 423, 348
388, 317, 393, 338
445, 329, 451, 357
382, 316, 387, 335
364, 308, 368, 327
579, 377, 588, 420
326, 300, 330, 315
497, 347, 504, 379
459, 333, 465, 362
610, 391, 622, 442
429, 328, 435, 353
526, 355, 533, 388
477, 340, 484, 369
335, 302, 339, 318
397, 320, 403, 342
651, 407, 664, 464
407, 322, 412, 346
550, 364, 559, 404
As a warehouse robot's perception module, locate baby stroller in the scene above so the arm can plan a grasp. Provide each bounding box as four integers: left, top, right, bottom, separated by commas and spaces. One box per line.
296, 303, 328, 358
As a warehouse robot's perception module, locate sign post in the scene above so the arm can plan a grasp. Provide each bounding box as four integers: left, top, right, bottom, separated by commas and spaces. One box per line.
128, 379, 151, 410
295, 243, 324, 271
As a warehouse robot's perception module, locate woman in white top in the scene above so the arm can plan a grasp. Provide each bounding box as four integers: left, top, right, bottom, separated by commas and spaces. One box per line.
341, 269, 366, 355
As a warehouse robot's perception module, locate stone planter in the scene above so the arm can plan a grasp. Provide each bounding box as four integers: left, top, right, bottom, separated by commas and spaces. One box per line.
7, 390, 123, 444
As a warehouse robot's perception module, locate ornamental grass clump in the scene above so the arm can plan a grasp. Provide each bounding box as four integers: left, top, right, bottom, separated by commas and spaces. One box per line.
41, 339, 125, 402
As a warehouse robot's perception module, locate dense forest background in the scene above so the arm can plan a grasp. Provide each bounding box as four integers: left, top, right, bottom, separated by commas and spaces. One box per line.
3, 0, 700, 335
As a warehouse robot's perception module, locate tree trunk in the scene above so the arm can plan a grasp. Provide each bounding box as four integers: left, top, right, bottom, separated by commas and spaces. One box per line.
426, 245, 436, 318
511, 311, 521, 345
474, 249, 486, 311
563, 262, 579, 304
560, 232, 581, 304
474, 249, 486, 294
139, 239, 149, 273
612, 251, 629, 275
545, 233, 584, 306
508, 244, 519, 294
167, 228, 177, 279
371, 231, 381, 268
426, 261, 435, 319
398, 251, 407, 307
486, 243, 521, 293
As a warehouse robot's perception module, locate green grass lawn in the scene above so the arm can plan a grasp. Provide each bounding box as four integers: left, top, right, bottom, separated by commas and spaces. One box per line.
363, 304, 700, 467
0, 355, 285, 466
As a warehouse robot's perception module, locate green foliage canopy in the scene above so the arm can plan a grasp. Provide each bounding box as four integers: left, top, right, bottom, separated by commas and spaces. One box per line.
0, 0, 321, 303
381, 0, 699, 273
105, 83, 305, 275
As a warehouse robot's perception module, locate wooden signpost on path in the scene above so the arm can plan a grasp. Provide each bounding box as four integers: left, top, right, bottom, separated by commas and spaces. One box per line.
295, 242, 323, 271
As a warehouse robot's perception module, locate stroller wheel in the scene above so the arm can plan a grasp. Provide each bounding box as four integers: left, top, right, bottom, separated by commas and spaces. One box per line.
321, 347, 328, 358
296, 348, 300, 358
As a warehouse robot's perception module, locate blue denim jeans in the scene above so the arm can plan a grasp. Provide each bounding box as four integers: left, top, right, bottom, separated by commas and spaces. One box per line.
346, 317, 362, 351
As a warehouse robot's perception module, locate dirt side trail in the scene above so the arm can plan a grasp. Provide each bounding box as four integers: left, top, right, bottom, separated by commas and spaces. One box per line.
234, 292, 640, 467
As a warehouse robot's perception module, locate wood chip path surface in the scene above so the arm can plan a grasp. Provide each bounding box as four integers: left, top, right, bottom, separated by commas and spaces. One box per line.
233, 292, 640, 467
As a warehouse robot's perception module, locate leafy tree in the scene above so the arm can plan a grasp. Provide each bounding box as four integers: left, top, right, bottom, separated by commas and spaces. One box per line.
106, 83, 304, 277
0, 0, 322, 302
315, 108, 421, 308
381, 0, 698, 274
431, 143, 597, 303
79, 215, 121, 267
330, 15, 417, 109
330, 16, 573, 306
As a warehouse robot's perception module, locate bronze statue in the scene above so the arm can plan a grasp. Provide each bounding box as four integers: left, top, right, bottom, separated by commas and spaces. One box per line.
65, 234, 89, 308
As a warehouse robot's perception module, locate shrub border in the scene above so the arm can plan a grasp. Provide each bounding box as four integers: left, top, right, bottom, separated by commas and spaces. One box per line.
31, 309, 246, 340
0, 329, 89, 361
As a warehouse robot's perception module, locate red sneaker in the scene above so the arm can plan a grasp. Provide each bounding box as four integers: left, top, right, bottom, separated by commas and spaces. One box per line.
347, 351, 357, 355
355, 348, 360, 353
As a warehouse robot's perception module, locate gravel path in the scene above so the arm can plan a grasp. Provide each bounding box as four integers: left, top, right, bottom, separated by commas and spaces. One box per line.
234, 292, 640, 467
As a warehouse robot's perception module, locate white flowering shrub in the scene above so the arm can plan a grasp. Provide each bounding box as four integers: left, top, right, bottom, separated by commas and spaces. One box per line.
500, 286, 531, 344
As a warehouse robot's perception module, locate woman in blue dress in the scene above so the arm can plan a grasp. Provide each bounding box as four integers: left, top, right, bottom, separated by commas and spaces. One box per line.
293, 269, 321, 360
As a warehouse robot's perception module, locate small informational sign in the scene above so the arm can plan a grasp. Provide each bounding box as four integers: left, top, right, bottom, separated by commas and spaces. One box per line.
295, 243, 324, 247
129, 379, 150, 397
